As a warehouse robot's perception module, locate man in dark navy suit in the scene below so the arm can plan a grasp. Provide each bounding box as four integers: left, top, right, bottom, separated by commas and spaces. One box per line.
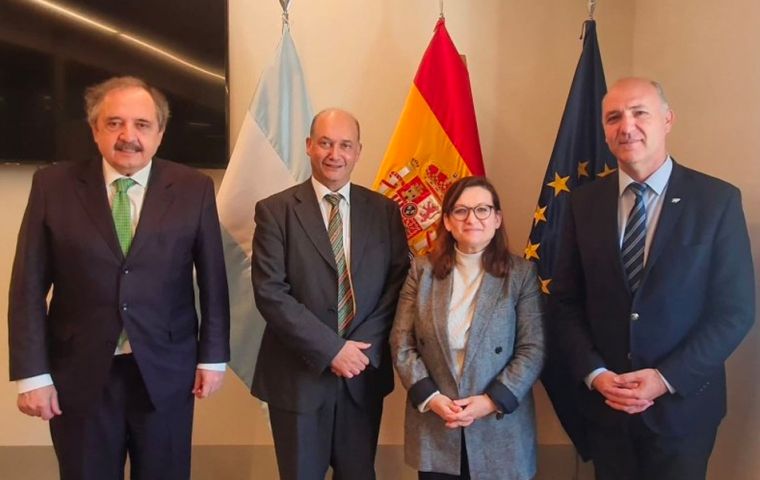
550, 77, 755, 480
8, 76, 230, 480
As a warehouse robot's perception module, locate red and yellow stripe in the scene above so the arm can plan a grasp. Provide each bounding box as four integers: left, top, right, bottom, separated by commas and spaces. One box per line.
373, 19, 484, 255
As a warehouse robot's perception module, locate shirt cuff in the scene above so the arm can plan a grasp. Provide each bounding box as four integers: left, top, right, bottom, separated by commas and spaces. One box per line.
17, 374, 54, 394
585, 367, 608, 390
418, 391, 441, 413
655, 369, 676, 394
197, 363, 227, 372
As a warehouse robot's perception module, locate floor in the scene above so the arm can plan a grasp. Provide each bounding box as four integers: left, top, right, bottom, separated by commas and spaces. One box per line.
0, 445, 594, 479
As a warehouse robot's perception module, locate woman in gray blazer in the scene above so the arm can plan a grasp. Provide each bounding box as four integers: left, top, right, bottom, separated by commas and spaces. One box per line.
391, 176, 545, 480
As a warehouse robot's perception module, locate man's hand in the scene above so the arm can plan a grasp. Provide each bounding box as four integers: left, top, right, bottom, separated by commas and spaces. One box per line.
18, 385, 62, 420
428, 394, 463, 427
447, 395, 498, 428
192, 369, 225, 399
330, 341, 371, 378
592, 370, 654, 414
615, 368, 669, 402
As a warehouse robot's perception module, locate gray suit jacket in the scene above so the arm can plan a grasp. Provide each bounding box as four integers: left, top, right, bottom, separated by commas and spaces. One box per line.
251, 179, 410, 412
391, 255, 545, 479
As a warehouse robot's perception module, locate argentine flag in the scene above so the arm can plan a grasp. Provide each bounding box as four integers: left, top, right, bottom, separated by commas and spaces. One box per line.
217, 25, 313, 389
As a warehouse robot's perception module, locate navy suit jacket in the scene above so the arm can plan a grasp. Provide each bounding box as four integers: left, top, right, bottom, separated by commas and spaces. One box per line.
251, 180, 410, 413
550, 160, 755, 435
8, 158, 230, 413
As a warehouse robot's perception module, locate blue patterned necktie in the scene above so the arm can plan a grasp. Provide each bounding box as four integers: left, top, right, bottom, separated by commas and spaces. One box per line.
325, 194, 354, 336
621, 182, 648, 294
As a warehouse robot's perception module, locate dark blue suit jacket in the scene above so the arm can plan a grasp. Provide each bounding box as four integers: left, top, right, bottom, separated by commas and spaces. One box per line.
8, 158, 230, 413
550, 160, 755, 435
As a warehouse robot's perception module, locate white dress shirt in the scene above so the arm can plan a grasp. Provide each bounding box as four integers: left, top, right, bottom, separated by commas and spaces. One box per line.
311, 177, 352, 264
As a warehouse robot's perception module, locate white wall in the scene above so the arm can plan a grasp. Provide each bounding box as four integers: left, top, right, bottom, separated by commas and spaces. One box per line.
1, 2, 758, 478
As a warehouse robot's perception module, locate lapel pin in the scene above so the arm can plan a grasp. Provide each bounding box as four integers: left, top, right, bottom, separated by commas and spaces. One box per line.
671, 198, 681, 204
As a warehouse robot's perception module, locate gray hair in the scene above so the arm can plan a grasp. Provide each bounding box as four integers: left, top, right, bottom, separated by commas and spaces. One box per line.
84, 76, 170, 131
649, 80, 670, 111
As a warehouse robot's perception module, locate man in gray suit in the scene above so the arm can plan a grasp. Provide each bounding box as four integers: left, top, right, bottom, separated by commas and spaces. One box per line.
251, 108, 410, 479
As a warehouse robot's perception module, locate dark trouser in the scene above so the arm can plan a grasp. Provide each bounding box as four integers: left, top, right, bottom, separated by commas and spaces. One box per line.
588, 415, 717, 480
49, 355, 194, 480
269, 381, 383, 480
418, 431, 471, 480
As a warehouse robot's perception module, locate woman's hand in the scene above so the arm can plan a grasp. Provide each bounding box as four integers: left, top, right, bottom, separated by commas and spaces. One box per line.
447, 394, 498, 427
428, 394, 463, 427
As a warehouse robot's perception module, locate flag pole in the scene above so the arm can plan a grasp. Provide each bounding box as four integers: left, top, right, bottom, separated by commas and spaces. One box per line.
587, 0, 597, 19
280, 0, 290, 30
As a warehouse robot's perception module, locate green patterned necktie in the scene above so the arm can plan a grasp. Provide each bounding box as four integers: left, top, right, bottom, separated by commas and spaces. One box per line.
325, 193, 354, 336
112, 177, 137, 255
113, 177, 136, 350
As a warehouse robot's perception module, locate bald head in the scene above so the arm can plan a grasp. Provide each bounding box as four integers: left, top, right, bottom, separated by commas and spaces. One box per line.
306, 108, 363, 191
602, 77, 675, 182
310, 108, 361, 142
605, 77, 670, 112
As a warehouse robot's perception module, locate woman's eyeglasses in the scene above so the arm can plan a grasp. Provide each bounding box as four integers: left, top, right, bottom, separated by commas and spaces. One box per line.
449, 204, 495, 221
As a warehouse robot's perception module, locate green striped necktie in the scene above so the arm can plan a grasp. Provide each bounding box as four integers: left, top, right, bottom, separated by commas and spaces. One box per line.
325, 193, 354, 336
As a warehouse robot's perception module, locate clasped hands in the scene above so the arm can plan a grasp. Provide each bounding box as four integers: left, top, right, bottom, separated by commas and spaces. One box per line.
330, 340, 372, 378
429, 393, 498, 429
592, 368, 668, 414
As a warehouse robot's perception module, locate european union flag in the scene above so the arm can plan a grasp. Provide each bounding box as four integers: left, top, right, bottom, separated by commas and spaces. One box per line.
525, 19, 616, 460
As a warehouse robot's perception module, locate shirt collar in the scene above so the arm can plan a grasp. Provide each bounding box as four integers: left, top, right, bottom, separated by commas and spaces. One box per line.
102, 158, 152, 188
311, 177, 351, 204
618, 156, 672, 197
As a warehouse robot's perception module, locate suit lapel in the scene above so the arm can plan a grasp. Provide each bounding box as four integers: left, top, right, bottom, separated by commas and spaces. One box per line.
460, 273, 504, 375
431, 272, 457, 376
73, 159, 123, 260
128, 160, 174, 259
349, 186, 369, 276
293, 181, 336, 270
596, 174, 630, 292
643, 161, 685, 279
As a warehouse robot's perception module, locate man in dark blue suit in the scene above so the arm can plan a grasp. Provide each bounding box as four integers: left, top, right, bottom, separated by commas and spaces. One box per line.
550, 77, 755, 480
8, 76, 230, 480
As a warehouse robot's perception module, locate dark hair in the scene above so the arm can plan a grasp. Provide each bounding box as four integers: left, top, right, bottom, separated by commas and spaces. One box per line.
429, 176, 512, 279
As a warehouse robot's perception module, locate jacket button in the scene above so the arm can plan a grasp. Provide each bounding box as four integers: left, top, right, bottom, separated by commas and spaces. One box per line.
627, 352, 632, 360
121, 303, 128, 311
630, 313, 639, 321
495, 347, 503, 354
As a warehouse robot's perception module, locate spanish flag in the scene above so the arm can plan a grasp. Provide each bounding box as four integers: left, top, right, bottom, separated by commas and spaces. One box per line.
373, 18, 484, 255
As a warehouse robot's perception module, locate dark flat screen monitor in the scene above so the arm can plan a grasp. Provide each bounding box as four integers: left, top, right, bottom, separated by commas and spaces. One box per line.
0, 0, 228, 168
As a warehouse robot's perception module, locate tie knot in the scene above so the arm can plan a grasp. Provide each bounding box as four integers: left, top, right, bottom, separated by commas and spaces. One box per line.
628, 182, 647, 198
114, 177, 137, 193
325, 193, 342, 207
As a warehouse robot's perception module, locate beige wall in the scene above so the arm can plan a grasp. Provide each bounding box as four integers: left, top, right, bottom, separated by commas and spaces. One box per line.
632, 2, 760, 478
1, 1, 758, 477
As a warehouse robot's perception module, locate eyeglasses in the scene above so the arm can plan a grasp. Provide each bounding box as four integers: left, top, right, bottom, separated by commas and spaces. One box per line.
449, 204, 495, 221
